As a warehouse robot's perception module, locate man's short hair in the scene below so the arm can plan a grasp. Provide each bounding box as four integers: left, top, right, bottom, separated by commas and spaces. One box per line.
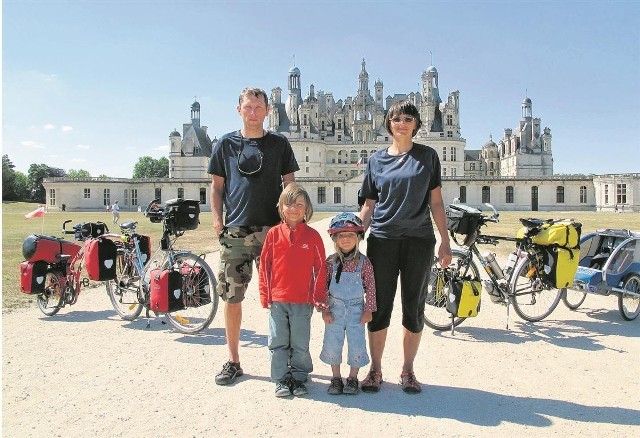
239, 87, 268, 107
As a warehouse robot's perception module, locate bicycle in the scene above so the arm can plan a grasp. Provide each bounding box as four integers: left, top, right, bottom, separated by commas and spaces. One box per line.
20, 221, 110, 316
424, 203, 571, 333
105, 198, 218, 334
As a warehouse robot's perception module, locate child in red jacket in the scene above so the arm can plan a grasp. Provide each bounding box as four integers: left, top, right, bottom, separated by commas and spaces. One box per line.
259, 183, 327, 397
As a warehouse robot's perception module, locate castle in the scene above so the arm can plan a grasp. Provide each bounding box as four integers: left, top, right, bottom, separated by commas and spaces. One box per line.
43, 61, 638, 212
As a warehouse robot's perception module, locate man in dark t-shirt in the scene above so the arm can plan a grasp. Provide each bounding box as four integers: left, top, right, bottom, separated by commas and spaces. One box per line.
209, 87, 299, 386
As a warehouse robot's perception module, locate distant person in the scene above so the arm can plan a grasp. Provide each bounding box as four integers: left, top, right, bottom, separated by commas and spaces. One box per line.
209, 87, 299, 386
61, 204, 66, 212
259, 184, 326, 397
111, 200, 120, 224
359, 100, 452, 394
320, 212, 376, 396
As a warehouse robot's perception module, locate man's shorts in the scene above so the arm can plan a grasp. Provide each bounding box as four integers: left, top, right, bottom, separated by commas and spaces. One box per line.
217, 226, 270, 304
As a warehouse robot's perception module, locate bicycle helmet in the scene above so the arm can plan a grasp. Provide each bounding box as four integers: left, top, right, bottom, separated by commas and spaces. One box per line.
328, 212, 365, 237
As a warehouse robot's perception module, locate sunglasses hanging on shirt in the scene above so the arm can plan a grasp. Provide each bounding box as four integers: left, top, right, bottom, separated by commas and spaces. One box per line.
237, 139, 264, 175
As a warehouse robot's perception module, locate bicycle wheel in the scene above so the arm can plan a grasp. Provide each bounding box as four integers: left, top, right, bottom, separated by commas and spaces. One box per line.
37, 270, 64, 316
106, 248, 143, 321
562, 289, 587, 310
165, 251, 218, 334
619, 273, 640, 321
510, 256, 562, 322
424, 249, 480, 331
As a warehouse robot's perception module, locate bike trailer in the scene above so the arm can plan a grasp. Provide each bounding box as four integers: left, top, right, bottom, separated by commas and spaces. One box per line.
22, 234, 81, 263
166, 198, 200, 231
446, 278, 482, 317
19, 261, 48, 294
84, 238, 118, 281
149, 268, 185, 312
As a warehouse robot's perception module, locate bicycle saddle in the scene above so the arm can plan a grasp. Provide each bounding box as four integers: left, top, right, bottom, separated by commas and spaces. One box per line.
119, 221, 138, 230
519, 218, 546, 228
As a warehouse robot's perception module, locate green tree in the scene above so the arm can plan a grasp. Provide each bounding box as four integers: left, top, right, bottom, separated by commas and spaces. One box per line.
2, 155, 17, 200
132, 156, 169, 178
27, 164, 66, 202
67, 169, 91, 178
13, 172, 31, 200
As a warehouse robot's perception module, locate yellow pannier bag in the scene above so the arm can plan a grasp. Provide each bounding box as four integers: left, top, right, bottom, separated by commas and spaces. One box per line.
518, 220, 581, 248
543, 246, 580, 289
446, 279, 482, 317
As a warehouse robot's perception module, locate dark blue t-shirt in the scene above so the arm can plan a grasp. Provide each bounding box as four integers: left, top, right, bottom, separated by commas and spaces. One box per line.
359, 143, 441, 239
208, 130, 299, 227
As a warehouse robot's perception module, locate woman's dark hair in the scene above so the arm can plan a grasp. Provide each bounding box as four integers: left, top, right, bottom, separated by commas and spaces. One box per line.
384, 100, 422, 137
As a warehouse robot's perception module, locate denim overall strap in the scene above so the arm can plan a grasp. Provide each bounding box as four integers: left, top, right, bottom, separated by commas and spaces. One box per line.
329, 257, 365, 301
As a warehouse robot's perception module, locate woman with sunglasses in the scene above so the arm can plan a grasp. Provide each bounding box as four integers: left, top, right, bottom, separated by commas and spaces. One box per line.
209, 87, 299, 387
358, 100, 452, 394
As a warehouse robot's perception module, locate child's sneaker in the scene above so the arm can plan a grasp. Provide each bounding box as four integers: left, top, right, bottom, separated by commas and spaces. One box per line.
342, 377, 359, 395
275, 379, 292, 397
327, 377, 344, 395
291, 379, 308, 396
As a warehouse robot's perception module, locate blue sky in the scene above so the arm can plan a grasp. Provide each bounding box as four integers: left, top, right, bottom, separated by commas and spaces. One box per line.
3, 0, 639, 178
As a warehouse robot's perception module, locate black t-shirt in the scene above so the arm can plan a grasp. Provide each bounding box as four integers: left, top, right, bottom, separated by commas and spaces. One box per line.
208, 130, 299, 227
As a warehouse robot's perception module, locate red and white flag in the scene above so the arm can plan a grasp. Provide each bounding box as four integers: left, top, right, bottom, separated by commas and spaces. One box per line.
24, 206, 46, 219
355, 157, 363, 167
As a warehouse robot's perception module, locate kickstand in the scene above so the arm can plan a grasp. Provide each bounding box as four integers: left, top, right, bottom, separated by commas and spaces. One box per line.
450, 314, 456, 336
145, 307, 151, 329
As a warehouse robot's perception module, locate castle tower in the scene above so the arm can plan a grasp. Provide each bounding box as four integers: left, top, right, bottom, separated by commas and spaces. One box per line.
190, 100, 200, 129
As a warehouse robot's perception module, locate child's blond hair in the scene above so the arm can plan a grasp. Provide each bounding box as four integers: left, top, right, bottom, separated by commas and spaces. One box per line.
277, 183, 314, 222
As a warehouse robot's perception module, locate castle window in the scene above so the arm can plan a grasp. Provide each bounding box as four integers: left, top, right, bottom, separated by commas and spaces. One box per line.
442, 168, 447, 176
200, 188, 207, 204
452, 167, 457, 176
49, 189, 56, 206
155, 188, 162, 202
447, 131, 453, 138
334, 187, 341, 204
482, 186, 491, 203
459, 186, 467, 203
338, 135, 342, 142
337, 120, 342, 130
604, 185, 609, 204
83, 188, 91, 199
103, 189, 111, 207
350, 150, 358, 164
442, 147, 447, 161
470, 163, 475, 171
580, 186, 587, 204
124, 189, 129, 206
318, 187, 326, 204
506, 186, 514, 203
617, 184, 627, 204
447, 114, 453, 125
178, 188, 184, 199
131, 189, 138, 206
360, 150, 368, 164
451, 147, 457, 161
556, 186, 565, 203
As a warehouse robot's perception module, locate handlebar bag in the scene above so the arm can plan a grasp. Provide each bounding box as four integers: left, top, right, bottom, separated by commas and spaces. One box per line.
446, 278, 482, 317
19, 261, 48, 294
84, 238, 117, 281
180, 263, 211, 306
166, 199, 200, 231
445, 204, 482, 236
75, 222, 108, 240
22, 234, 81, 263
149, 269, 185, 312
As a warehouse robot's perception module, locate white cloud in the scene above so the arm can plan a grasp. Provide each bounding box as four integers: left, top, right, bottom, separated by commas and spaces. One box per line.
43, 124, 56, 130
21, 140, 44, 149
76, 144, 91, 149
61, 125, 73, 132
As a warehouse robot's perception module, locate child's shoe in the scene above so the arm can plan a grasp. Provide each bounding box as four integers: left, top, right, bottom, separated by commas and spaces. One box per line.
275, 379, 292, 397
291, 379, 308, 396
342, 377, 359, 395
327, 377, 344, 395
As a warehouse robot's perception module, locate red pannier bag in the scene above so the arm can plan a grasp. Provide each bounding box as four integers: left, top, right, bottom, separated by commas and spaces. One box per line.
149, 268, 184, 312
84, 238, 118, 281
19, 261, 48, 294
22, 234, 81, 263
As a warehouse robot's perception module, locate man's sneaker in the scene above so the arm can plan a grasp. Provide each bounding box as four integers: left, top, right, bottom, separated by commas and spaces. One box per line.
275, 379, 292, 397
291, 380, 308, 396
215, 361, 243, 385
342, 377, 359, 395
327, 377, 344, 395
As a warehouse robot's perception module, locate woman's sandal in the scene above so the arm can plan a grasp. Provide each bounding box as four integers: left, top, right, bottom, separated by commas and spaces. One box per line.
400, 371, 422, 394
361, 370, 383, 393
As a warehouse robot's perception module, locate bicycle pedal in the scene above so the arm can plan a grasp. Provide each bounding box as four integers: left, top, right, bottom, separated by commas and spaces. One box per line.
174, 315, 190, 324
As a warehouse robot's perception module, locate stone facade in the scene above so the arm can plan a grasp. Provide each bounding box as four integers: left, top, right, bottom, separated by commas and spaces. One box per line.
43, 61, 638, 213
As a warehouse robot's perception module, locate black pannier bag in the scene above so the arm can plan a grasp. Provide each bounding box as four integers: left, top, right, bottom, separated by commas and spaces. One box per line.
445, 204, 483, 236
19, 261, 48, 294
22, 234, 81, 263
166, 198, 200, 231
135, 234, 152, 264
84, 238, 118, 281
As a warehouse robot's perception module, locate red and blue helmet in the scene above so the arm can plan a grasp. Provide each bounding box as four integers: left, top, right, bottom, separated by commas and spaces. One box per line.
328, 212, 364, 237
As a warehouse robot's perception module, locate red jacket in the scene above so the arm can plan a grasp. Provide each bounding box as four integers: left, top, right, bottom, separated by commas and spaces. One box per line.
259, 222, 327, 308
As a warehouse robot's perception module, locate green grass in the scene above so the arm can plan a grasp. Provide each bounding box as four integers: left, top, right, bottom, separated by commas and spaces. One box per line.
3, 202, 639, 311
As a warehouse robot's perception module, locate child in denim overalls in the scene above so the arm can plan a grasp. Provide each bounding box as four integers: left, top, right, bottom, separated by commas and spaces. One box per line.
320, 213, 377, 395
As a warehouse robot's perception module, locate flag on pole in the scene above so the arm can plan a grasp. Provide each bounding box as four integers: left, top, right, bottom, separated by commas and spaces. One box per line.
355, 157, 363, 167
24, 206, 46, 219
